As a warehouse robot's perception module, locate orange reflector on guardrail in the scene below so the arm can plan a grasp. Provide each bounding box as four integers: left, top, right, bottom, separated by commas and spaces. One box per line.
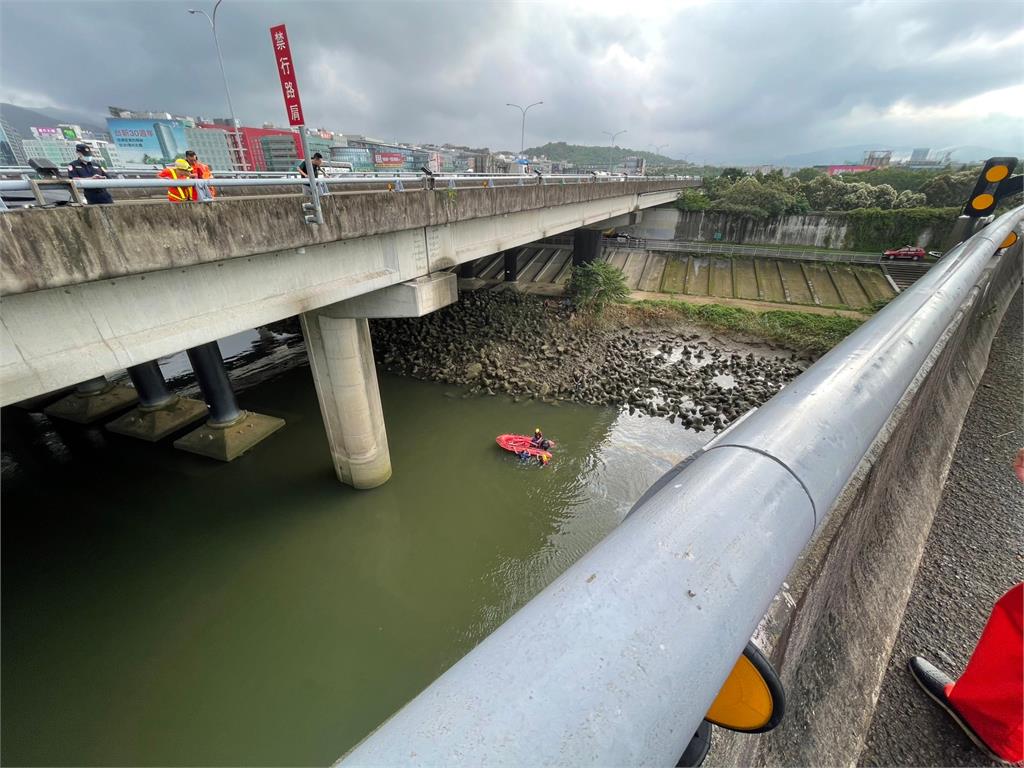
1000, 231, 1019, 249
704, 642, 785, 733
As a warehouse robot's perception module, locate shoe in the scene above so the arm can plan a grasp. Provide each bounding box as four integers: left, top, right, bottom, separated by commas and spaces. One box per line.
908, 656, 1012, 765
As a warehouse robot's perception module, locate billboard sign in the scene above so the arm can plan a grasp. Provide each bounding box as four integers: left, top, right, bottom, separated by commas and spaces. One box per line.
374, 151, 406, 168
107, 118, 188, 165
269, 24, 305, 127
31, 126, 62, 140
827, 165, 874, 176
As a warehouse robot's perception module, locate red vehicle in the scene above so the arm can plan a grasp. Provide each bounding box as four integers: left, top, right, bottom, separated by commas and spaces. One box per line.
884, 245, 927, 261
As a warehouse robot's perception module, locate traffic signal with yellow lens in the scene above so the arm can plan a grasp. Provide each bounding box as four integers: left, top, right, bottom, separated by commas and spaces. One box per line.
963, 157, 1022, 217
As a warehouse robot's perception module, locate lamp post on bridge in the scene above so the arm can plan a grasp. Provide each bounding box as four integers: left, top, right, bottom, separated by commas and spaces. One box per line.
506, 101, 543, 156
650, 143, 669, 173
187, 0, 247, 170
603, 129, 627, 173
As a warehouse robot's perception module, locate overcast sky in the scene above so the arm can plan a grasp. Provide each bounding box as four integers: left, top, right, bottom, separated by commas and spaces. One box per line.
1, 0, 1021, 162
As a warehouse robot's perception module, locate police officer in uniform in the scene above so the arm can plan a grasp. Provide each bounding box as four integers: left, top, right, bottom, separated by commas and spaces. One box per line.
66, 144, 114, 205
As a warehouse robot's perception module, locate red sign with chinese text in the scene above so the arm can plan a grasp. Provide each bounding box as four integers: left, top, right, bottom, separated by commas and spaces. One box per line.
270, 24, 304, 126
374, 152, 406, 168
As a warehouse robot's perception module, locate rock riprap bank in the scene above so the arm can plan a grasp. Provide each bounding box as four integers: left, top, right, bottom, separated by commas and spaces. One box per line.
370, 292, 807, 432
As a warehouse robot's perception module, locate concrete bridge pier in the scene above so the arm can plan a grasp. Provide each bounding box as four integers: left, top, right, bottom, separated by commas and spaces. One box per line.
503, 251, 518, 281
106, 361, 207, 442
301, 313, 392, 489
572, 228, 603, 266
301, 273, 458, 489
43, 374, 137, 424
173, 341, 284, 461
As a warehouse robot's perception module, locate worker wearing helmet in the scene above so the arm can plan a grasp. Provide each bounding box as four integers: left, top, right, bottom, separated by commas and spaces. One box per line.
157, 158, 195, 202
530, 428, 552, 451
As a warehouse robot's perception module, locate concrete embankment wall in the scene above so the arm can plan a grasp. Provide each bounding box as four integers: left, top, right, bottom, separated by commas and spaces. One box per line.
639, 208, 949, 251
707, 240, 1023, 767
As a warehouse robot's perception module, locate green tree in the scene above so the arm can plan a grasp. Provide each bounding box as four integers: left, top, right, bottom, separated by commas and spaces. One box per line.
894, 190, 928, 208
804, 173, 845, 211
567, 260, 630, 314
719, 167, 747, 182
920, 170, 977, 207
676, 189, 710, 211
870, 183, 898, 210
792, 167, 823, 184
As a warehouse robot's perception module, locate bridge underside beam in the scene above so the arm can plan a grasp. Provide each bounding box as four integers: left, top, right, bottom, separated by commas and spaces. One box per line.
0, 189, 679, 405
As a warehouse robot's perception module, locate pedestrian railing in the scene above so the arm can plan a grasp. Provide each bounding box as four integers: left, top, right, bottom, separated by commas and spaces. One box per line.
334, 206, 1023, 767
0, 170, 698, 202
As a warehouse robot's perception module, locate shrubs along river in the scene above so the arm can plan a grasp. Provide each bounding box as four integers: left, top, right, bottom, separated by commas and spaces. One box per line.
370, 291, 815, 433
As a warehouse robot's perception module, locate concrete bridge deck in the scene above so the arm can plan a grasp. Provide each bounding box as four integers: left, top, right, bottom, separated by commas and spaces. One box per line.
0, 179, 684, 405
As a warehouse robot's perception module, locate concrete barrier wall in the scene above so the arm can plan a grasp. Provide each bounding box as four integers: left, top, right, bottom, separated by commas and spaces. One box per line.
0, 181, 684, 295
707, 241, 1023, 766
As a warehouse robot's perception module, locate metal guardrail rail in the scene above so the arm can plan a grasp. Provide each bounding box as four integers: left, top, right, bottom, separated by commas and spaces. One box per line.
0, 172, 696, 195
336, 206, 1023, 767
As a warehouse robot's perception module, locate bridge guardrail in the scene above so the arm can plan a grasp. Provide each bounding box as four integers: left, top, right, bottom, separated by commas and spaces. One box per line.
335, 205, 1022, 767
0, 172, 699, 206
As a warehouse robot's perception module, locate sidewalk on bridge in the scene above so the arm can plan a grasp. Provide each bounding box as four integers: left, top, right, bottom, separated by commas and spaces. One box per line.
858, 287, 1023, 767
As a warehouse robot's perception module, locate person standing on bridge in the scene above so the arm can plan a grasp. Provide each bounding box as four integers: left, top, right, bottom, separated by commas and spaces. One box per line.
185, 150, 215, 200
158, 158, 195, 203
297, 152, 324, 179
66, 144, 113, 205
908, 449, 1024, 765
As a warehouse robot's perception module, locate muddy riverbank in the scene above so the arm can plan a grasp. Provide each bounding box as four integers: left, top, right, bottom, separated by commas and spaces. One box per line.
371, 291, 808, 432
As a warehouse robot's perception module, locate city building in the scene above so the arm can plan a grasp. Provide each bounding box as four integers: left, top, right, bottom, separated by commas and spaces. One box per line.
0, 116, 26, 165
21, 138, 78, 166
198, 123, 302, 171
183, 126, 235, 171
863, 150, 892, 168
260, 134, 302, 172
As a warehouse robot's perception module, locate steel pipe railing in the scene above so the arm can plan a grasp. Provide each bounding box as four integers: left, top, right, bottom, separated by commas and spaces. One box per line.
0, 173, 692, 205
336, 206, 1023, 767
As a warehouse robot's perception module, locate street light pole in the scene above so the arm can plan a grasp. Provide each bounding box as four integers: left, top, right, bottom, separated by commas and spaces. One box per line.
602, 129, 627, 172
188, 0, 246, 170
506, 101, 543, 155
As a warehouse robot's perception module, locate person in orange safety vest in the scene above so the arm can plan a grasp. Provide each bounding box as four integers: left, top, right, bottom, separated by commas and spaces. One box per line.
158, 158, 195, 202
185, 150, 216, 199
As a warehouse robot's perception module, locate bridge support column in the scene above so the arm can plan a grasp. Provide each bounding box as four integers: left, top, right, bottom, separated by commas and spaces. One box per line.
504, 251, 518, 281
173, 341, 284, 461
106, 361, 207, 442
573, 228, 603, 266
43, 375, 138, 424
300, 313, 392, 489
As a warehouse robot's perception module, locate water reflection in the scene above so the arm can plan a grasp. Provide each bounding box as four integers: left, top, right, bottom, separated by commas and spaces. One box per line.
2, 341, 708, 766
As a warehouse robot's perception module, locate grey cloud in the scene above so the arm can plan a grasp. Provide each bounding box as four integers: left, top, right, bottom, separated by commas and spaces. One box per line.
1, 0, 1020, 163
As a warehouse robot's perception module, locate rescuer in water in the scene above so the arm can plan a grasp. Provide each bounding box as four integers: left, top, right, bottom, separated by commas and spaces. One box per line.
530, 428, 551, 451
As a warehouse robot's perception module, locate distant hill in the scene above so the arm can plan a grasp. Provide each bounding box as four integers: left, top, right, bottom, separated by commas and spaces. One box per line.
0, 102, 108, 139
523, 141, 676, 167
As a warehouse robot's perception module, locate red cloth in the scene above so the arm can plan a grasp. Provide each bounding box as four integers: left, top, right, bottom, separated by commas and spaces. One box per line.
947, 583, 1024, 763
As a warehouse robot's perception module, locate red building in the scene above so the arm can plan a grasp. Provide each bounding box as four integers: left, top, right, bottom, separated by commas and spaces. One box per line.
197, 124, 302, 171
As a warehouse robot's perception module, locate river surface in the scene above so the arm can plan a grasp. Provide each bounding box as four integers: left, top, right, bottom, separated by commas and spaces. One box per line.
1, 335, 709, 766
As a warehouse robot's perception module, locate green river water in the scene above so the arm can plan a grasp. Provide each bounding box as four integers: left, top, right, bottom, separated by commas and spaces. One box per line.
1, 355, 707, 765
